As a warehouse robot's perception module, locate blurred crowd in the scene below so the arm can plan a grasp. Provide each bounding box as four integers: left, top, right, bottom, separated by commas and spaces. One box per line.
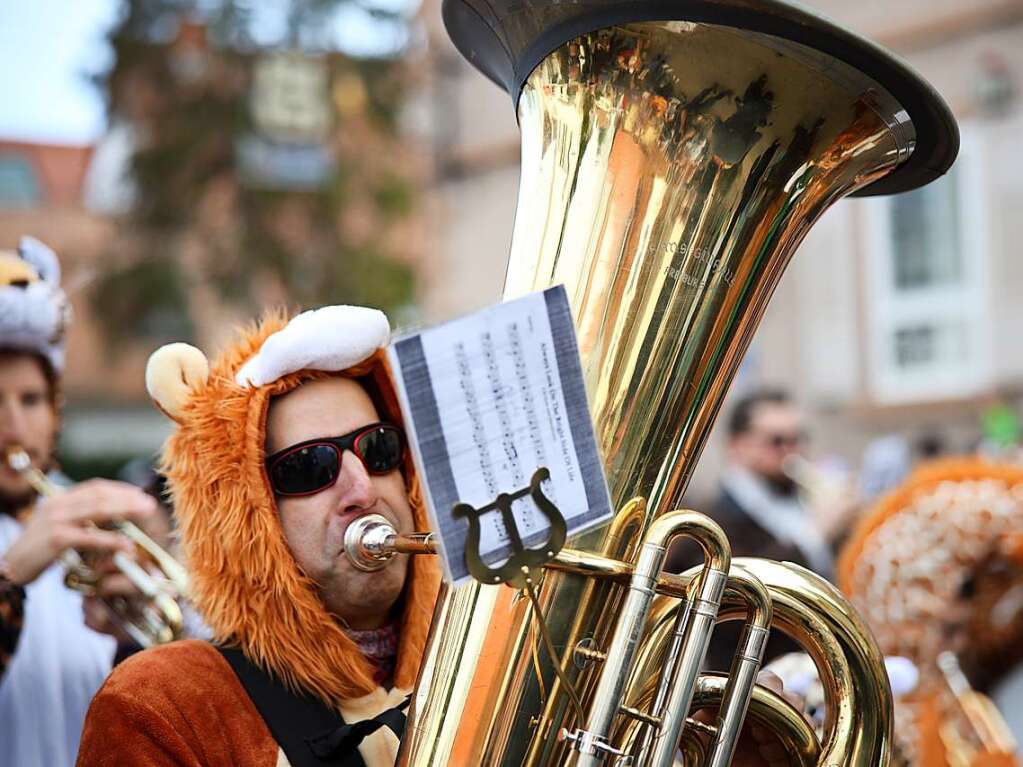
668, 385, 1023, 764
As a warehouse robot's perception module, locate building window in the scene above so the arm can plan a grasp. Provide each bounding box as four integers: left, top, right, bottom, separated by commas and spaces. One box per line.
0, 154, 41, 207
892, 322, 969, 371
891, 174, 963, 290
863, 127, 991, 404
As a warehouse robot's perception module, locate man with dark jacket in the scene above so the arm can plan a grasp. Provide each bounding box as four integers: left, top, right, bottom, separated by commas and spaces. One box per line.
670, 388, 837, 672
707, 388, 833, 576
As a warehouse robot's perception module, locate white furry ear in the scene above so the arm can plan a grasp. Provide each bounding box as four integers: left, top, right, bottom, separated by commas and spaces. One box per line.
18, 236, 60, 285
146, 343, 210, 423
235, 305, 389, 387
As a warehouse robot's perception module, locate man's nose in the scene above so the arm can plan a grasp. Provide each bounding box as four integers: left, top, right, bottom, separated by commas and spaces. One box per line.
0, 399, 28, 445
335, 450, 379, 512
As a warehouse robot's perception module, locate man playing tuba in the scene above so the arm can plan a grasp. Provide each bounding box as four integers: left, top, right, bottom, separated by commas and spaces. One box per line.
76, 304, 800, 767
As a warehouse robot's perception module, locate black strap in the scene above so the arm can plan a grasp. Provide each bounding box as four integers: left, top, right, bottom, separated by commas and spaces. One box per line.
307, 698, 409, 760
218, 646, 407, 767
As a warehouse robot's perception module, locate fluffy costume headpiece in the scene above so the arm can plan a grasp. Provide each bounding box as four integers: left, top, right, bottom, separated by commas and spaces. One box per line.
838, 458, 1023, 765
146, 306, 440, 708
0, 236, 70, 372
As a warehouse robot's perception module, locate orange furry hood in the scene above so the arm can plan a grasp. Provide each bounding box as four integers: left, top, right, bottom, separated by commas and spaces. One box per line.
156, 311, 440, 708
837, 457, 1023, 595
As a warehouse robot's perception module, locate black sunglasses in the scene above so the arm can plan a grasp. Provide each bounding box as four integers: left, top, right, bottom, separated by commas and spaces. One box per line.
265, 422, 405, 497
761, 430, 807, 450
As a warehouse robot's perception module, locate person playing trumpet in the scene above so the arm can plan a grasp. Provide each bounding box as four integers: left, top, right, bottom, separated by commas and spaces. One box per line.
76, 303, 805, 767
0, 237, 158, 767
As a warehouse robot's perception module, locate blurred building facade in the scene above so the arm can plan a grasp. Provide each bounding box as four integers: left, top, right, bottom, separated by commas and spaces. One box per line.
0, 138, 169, 473
0, 11, 432, 478
416, 0, 1023, 498
3, 2, 1021, 488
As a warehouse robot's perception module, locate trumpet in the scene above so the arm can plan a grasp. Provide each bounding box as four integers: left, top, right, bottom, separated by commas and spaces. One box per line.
937, 651, 1017, 767
5, 446, 188, 648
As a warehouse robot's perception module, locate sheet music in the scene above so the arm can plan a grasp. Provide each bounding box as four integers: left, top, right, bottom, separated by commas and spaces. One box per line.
389, 286, 612, 584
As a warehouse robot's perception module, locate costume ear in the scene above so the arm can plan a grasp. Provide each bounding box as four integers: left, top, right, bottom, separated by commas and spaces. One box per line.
17, 236, 60, 285
146, 343, 210, 423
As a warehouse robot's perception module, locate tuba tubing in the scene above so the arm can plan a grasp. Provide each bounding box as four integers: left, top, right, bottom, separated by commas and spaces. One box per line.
627, 559, 894, 765
348, 517, 892, 764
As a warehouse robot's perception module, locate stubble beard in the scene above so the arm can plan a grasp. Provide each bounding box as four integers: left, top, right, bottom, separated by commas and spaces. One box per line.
0, 485, 38, 519
324, 558, 409, 629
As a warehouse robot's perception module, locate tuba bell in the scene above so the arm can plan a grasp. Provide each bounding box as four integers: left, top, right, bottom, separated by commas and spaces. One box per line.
389, 1, 959, 764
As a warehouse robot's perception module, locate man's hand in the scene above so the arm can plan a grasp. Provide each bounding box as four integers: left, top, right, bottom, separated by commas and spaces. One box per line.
81, 552, 142, 641
695, 670, 808, 767
2, 479, 156, 586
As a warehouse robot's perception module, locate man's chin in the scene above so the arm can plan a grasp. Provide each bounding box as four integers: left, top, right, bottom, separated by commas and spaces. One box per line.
0, 485, 37, 517
325, 567, 408, 625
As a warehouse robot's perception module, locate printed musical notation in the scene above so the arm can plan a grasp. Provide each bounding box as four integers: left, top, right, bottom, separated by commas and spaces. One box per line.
388, 286, 612, 585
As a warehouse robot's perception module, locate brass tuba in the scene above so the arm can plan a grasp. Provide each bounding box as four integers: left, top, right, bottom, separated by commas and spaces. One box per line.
390, 1, 959, 764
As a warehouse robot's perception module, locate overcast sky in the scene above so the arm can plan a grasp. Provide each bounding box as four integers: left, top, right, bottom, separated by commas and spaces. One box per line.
0, 0, 419, 145
0, 0, 118, 144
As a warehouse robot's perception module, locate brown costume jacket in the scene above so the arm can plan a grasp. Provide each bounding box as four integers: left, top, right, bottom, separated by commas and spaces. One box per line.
76, 315, 441, 766
77, 640, 409, 767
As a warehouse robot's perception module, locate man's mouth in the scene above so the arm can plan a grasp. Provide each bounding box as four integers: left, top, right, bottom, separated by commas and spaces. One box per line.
0, 448, 30, 476
2, 445, 39, 464
335, 508, 386, 557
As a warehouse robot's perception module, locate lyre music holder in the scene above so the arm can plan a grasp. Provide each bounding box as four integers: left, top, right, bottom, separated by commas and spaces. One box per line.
453, 467, 567, 588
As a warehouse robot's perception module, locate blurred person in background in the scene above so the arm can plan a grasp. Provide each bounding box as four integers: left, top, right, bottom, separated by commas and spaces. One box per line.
839, 457, 1023, 765
700, 387, 841, 577
0, 237, 158, 767
667, 387, 857, 671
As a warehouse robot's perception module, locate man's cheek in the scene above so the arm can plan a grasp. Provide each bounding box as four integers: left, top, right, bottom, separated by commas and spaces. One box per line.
0, 470, 29, 494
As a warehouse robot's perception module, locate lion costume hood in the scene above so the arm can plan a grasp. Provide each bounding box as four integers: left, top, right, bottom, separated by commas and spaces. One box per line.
146, 306, 441, 710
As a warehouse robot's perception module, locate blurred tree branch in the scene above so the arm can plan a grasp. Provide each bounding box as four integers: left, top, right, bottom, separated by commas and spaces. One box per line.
92, 0, 421, 348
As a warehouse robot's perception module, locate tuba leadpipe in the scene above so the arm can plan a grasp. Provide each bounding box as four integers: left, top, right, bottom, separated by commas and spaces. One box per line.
5, 446, 188, 647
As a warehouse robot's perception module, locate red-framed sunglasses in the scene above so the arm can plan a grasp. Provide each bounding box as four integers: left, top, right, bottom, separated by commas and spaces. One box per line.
265, 422, 405, 497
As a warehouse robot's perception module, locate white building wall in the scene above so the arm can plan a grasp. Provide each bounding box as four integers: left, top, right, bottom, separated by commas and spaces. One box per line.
984, 109, 1023, 384
422, 163, 517, 321
417, 0, 1023, 480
